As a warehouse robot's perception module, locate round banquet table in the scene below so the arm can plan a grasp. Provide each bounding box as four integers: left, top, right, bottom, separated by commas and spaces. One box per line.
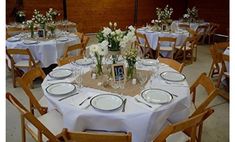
6, 32, 80, 68
41, 59, 191, 142
171, 20, 209, 31
137, 28, 189, 50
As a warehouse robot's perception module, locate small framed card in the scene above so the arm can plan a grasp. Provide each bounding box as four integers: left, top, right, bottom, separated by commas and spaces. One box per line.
38, 29, 45, 38
111, 64, 126, 82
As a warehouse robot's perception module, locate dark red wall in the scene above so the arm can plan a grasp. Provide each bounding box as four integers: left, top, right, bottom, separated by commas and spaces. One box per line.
6, 0, 229, 34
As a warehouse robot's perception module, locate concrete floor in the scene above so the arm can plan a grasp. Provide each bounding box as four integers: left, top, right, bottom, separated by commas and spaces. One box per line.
6, 35, 229, 142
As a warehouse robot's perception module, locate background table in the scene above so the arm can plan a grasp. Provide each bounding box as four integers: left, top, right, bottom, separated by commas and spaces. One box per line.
137, 28, 189, 50
41, 59, 191, 142
171, 20, 209, 31
6, 33, 80, 68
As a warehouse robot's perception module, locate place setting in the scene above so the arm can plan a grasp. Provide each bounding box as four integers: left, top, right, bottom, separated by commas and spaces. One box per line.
132, 88, 174, 111
158, 71, 188, 87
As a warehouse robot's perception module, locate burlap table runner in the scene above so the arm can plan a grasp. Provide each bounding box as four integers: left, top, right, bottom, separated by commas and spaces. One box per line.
81, 70, 153, 97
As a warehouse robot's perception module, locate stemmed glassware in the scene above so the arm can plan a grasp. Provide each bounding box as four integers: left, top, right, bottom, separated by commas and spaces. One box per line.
137, 71, 148, 90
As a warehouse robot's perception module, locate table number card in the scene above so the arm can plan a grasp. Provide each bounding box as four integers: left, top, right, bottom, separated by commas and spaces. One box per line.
111, 64, 126, 82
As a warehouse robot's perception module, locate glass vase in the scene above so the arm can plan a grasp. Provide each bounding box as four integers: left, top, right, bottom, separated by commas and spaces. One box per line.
95, 53, 103, 76
127, 59, 136, 80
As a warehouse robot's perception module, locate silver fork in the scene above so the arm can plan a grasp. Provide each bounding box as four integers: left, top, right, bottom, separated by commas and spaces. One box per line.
135, 98, 152, 108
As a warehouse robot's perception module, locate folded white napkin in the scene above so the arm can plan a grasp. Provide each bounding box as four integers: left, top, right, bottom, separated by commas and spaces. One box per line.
63, 93, 91, 109
132, 95, 161, 111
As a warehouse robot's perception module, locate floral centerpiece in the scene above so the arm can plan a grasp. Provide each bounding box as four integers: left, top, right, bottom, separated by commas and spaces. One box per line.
32, 9, 47, 29
151, 5, 173, 31
182, 6, 198, 23
96, 22, 125, 51
46, 8, 60, 21
123, 46, 138, 79
47, 23, 56, 37
25, 20, 35, 38
119, 25, 136, 48
15, 10, 26, 23
156, 5, 173, 25
89, 41, 109, 75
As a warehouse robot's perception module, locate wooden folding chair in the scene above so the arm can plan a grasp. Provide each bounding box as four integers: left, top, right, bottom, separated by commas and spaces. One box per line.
195, 25, 209, 44
206, 23, 219, 44
217, 54, 229, 90
175, 35, 198, 63
82, 35, 90, 49
58, 55, 83, 66
135, 31, 154, 58
184, 73, 221, 142
6, 92, 63, 142
208, 42, 229, 78
16, 67, 48, 115
6, 48, 40, 88
6, 92, 132, 142
60, 128, 132, 142
156, 37, 177, 59
63, 43, 84, 58
153, 108, 214, 142
158, 57, 184, 73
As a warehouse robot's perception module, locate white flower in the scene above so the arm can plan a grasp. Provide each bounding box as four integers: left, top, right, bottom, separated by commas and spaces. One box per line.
109, 22, 112, 27
151, 19, 155, 23
114, 22, 117, 27
111, 31, 115, 36
128, 25, 135, 32
102, 27, 112, 37
89, 44, 99, 57
115, 29, 122, 35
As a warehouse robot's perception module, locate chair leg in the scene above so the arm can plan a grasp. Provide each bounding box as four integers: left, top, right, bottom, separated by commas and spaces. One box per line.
217, 73, 223, 88
208, 62, 215, 77
12, 69, 16, 88
21, 115, 26, 142
198, 124, 203, 142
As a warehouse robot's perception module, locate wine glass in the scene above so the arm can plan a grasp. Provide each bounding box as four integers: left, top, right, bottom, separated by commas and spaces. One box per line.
137, 71, 148, 89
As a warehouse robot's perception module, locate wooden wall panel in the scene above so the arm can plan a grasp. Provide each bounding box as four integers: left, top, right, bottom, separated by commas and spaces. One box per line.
67, 0, 135, 33
6, 0, 64, 23
137, 0, 187, 27
6, 0, 229, 34
188, 0, 229, 35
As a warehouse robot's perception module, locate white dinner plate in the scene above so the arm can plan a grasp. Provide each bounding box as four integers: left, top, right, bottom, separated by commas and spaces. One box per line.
160, 71, 186, 82
90, 94, 123, 111
23, 40, 38, 45
75, 58, 93, 66
7, 37, 21, 42
140, 59, 157, 66
49, 69, 73, 79
141, 88, 173, 104
57, 37, 68, 42
46, 82, 76, 96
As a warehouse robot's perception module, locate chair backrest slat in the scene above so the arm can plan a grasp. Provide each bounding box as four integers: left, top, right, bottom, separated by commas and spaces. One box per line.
158, 57, 184, 73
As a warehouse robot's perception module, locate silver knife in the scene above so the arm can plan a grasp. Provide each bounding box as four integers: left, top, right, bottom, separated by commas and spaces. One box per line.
58, 92, 79, 101
122, 99, 127, 112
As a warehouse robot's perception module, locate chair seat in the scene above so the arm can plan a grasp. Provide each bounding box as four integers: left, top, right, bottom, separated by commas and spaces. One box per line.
159, 46, 173, 51
175, 45, 192, 50
26, 110, 63, 142
39, 96, 48, 108
166, 131, 190, 142
15, 60, 40, 68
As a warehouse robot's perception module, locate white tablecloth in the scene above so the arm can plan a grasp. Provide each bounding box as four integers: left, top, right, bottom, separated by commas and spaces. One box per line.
41, 60, 191, 142
171, 20, 209, 31
137, 29, 189, 50
6, 34, 80, 68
